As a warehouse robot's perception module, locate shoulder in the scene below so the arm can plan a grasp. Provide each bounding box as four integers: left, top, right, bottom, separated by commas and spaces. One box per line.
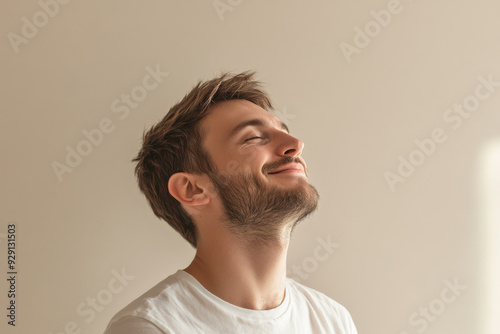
286, 278, 358, 333
104, 316, 164, 334
287, 278, 346, 310
104, 270, 191, 333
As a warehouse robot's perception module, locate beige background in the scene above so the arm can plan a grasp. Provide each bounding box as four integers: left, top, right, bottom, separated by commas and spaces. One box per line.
1, 1, 499, 333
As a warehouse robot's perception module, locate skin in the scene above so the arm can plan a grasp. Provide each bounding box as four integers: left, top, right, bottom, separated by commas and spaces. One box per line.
168, 99, 313, 310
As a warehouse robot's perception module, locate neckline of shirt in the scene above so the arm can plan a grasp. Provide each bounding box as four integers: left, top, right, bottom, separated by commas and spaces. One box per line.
175, 269, 292, 321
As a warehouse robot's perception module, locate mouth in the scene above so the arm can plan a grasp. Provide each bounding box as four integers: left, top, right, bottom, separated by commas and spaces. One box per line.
268, 163, 306, 175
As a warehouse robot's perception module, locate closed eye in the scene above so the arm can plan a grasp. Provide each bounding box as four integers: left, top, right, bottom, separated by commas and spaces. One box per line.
245, 136, 263, 142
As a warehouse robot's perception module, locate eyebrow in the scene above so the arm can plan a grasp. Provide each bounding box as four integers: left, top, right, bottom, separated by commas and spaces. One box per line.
227, 118, 290, 139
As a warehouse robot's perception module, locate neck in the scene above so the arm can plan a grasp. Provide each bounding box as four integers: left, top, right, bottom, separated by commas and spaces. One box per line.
184, 224, 291, 310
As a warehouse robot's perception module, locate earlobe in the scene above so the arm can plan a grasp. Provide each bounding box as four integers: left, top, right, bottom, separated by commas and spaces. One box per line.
168, 173, 210, 207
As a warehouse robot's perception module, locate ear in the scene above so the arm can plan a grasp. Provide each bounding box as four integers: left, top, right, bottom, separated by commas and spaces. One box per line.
168, 172, 211, 207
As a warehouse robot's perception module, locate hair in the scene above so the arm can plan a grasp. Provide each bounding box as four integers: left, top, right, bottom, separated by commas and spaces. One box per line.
132, 71, 274, 248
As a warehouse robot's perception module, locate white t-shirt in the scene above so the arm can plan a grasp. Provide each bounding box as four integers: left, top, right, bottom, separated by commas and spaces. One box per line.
104, 270, 357, 334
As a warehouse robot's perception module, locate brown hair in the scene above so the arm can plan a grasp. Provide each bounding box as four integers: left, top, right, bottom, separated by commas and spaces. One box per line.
132, 71, 273, 248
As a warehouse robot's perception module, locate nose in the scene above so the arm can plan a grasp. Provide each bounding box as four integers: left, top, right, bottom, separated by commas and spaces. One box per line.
276, 132, 304, 158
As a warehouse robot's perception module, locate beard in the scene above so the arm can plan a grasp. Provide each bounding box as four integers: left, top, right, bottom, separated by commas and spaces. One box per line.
207, 161, 319, 245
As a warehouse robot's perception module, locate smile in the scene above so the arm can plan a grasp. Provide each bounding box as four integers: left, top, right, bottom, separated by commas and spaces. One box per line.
268, 163, 306, 175
269, 169, 305, 174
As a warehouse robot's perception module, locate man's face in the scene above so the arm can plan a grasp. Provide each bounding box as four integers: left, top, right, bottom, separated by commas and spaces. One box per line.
199, 99, 319, 243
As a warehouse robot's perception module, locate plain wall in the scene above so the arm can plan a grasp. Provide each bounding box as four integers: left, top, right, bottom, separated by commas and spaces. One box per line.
1, 1, 499, 333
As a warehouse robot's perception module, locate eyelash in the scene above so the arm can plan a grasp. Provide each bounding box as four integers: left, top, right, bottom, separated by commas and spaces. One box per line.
245, 136, 263, 142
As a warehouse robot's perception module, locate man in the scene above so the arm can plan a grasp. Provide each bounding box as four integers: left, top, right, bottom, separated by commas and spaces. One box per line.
104, 71, 357, 333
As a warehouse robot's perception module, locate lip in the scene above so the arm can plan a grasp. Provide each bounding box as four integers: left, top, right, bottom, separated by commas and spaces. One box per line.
268, 163, 305, 175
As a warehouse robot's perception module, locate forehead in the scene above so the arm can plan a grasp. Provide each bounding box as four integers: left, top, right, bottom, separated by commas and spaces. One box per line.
200, 100, 283, 143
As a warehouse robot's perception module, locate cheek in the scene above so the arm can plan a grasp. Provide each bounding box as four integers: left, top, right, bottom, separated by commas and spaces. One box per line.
239, 145, 271, 165
213, 153, 248, 178
241, 148, 271, 176
217, 150, 267, 177
213, 145, 271, 177
240, 148, 258, 165
222, 159, 242, 177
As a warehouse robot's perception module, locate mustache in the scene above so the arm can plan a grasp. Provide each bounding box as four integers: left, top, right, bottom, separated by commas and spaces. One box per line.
261, 157, 306, 175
